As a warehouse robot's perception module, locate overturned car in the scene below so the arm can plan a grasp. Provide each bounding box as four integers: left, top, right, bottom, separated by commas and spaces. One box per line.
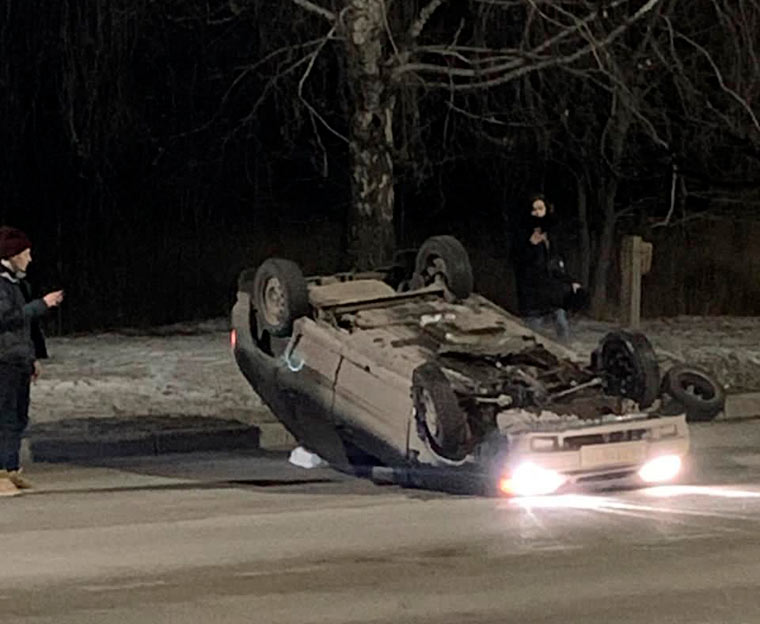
232, 236, 692, 496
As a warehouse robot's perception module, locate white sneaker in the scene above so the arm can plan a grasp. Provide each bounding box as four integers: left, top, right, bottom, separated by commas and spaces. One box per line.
288, 446, 327, 469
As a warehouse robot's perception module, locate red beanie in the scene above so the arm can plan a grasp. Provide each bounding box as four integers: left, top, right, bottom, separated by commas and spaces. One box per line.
0, 226, 32, 260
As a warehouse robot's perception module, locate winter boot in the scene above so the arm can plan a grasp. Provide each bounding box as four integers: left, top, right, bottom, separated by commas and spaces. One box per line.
0, 471, 21, 497
8, 469, 33, 490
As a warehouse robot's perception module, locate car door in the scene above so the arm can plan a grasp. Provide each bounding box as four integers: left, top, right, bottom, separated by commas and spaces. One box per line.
274, 318, 349, 466
332, 340, 413, 465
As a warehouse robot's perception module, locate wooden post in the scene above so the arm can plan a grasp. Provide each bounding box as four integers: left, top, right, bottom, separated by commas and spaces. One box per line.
620, 235, 653, 328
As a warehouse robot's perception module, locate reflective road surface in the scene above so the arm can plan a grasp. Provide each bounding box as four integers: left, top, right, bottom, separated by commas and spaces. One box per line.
2, 420, 760, 623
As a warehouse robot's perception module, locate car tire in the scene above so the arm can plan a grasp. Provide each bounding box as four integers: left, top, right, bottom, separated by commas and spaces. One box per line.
661, 364, 725, 422
252, 258, 309, 337
412, 362, 471, 460
594, 330, 660, 409
414, 235, 474, 299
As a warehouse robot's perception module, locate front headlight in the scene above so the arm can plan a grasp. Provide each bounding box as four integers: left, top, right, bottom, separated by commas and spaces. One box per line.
638, 455, 682, 484
500, 462, 566, 497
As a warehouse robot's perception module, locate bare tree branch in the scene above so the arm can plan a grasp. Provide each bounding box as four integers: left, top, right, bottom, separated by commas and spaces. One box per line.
447, 101, 486, 129
676, 31, 760, 135
238, 54, 315, 128
409, 0, 450, 40
297, 26, 348, 143
291, 0, 335, 23
379, 0, 400, 56
394, 0, 658, 89
653, 162, 679, 227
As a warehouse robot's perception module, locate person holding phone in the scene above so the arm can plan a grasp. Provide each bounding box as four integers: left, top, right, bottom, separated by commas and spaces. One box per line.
512, 194, 586, 341
0, 226, 63, 495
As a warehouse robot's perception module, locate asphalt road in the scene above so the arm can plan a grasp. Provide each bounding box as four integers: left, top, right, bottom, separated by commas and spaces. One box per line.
2, 421, 760, 624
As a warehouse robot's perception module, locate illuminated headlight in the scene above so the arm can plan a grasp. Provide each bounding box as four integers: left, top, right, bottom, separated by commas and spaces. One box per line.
500, 462, 566, 497
230, 329, 237, 349
638, 455, 682, 484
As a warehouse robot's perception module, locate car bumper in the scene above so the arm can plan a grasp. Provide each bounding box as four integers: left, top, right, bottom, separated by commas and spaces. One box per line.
497, 416, 690, 495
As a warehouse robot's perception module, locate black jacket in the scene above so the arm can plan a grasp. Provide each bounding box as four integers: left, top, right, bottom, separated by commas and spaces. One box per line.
512, 216, 575, 316
0, 263, 48, 370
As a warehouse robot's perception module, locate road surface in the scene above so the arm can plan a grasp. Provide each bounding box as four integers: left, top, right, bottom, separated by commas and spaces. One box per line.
2, 420, 760, 623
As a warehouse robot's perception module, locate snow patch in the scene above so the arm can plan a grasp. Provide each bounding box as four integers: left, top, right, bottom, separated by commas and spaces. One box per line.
31, 329, 273, 425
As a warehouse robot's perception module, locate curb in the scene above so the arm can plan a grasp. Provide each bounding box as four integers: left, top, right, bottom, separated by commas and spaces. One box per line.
26, 416, 262, 463
720, 392, 760, 421
22, 391, 759, 464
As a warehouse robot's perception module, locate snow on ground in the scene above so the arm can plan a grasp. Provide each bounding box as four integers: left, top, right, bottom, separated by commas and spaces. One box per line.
570, 316, 760, 393
31, 320, 273, 425
29, 315, 760, 426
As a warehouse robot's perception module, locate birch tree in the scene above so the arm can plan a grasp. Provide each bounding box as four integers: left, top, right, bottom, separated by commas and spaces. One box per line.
288, 0, 668, 269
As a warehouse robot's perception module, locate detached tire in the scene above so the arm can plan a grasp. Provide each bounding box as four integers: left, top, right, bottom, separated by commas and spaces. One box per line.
661, 364, 725, 422
595, 330, 660, 408
253, 258, 309, 337
412, 362, 471, 460
414, 236, 474, 299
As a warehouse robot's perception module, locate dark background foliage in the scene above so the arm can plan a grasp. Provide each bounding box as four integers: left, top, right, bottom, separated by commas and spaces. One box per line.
1, 0, 758, 331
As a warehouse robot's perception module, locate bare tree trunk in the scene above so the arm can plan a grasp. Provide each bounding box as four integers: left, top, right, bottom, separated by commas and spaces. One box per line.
590, 182, 618, 317
344, 0, 396, 270
589, 95, 632, 317
576, 175, 591, 286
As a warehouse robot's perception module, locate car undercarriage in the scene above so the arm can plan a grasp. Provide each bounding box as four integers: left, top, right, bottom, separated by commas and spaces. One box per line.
232, 236, 721, 495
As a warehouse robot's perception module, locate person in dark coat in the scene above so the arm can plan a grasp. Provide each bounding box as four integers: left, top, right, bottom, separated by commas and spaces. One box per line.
512, 194, 586, 341
0, 226, 63, 495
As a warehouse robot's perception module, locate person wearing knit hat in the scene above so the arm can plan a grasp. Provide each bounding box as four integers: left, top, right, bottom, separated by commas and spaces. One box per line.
0, 226, 63, 496
0, 227, 33, 261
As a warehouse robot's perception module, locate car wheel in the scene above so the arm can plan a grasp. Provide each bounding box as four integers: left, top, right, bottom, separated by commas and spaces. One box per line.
414, 235, 474, 299
412, 362, 471, 460
252, 258, 309, 337
594, 330, 660, 409
661, 364, 725, 422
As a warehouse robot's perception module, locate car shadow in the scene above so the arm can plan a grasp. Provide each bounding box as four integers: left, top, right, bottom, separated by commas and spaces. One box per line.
32, 449, 459, 500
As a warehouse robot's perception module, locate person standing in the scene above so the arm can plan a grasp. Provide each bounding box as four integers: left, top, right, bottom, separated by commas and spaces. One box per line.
0, 226, 63, 496
512, 194, 585, 341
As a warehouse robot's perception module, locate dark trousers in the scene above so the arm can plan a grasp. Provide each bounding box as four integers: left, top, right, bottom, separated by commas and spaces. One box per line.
0, 365, 31, 472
